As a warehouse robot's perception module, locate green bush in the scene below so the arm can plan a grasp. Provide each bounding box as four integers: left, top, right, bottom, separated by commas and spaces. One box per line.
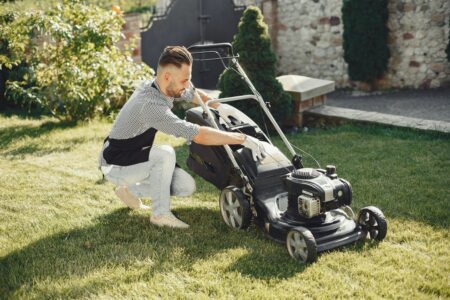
342, 0, 390, 83
0, 1, 153, 121
0, 0, 156, 14
218, 6, 291, 128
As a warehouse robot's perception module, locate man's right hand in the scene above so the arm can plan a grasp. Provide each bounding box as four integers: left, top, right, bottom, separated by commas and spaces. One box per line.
216, 104, 237, 123
242, 135, 268, 162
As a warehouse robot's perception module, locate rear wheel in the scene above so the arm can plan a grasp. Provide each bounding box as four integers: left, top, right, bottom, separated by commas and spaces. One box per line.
357, 206, 387, 241
286, 227, 317, 263
219, 186, 252, 230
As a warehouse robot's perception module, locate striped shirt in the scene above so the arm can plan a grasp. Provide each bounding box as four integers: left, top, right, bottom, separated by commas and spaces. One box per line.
99, 79, 200, 167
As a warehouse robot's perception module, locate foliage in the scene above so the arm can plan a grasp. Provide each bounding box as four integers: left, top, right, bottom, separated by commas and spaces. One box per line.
0, 114, 449, 298
342, 0, 390, 83
0, 0, 156, 14
0, 1, 153, 121
218, 6, 291, 127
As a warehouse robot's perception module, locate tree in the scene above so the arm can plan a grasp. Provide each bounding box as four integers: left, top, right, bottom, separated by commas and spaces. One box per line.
342, 0, 390, 85
218, 6, 291, 128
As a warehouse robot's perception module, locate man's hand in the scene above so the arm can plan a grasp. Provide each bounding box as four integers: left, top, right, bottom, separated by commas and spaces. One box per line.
242, 135, 268, 162
216, 104, 237, 123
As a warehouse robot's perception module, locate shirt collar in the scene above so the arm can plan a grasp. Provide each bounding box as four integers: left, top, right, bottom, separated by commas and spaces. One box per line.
150, 79, 175, 106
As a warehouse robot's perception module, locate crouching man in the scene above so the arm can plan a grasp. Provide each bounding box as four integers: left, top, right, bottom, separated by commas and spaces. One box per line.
99, 46, 267, 229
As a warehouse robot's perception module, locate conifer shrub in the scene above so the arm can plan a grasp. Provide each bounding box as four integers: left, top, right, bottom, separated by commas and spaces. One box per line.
218, 6, 291, 128
342, 0, 390, 84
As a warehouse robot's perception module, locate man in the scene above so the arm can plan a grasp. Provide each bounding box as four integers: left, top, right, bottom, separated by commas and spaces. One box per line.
99, 46, 267, 229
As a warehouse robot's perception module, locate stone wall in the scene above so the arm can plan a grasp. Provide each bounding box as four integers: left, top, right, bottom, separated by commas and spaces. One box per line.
242, 0, 450, 89
383, 1, 449, 89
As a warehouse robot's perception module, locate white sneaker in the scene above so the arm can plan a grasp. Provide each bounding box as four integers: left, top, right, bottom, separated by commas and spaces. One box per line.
115, 186, 150, 210
150, 213, 190, 229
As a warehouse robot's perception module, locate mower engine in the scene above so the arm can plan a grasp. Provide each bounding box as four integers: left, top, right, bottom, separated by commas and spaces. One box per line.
283, 166, 352, 219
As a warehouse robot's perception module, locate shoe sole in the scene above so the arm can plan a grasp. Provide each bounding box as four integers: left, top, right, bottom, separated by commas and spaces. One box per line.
149, 219, 189, 229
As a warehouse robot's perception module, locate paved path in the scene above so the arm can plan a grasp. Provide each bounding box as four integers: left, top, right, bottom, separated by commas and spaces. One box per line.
315, 87, 450, 133
327, 87, 450, 122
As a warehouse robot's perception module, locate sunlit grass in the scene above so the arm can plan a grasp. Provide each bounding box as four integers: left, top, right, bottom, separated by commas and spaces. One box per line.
0, 113, 449, 299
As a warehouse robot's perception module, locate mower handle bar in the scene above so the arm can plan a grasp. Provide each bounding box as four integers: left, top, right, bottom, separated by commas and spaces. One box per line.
187, 43, 234, 57
204, 95, 257, 106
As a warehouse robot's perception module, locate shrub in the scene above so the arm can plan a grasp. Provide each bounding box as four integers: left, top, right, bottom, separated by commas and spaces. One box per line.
342, 0, 390, 84
0, 1, 153, 121
218, 6, 291, 128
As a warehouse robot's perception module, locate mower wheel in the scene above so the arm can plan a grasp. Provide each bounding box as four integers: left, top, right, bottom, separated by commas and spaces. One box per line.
357, 206, 387, 241
219, 186, 252, 230
286, 227, 317, 263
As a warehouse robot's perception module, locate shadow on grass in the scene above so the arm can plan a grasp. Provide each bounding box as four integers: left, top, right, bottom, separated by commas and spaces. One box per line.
0, 107, 49, 120
0, 120, 77, 149
0, 207, 383, 297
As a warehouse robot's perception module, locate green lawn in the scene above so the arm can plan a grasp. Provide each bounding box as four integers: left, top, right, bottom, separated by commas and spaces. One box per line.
0, 113, 449, 299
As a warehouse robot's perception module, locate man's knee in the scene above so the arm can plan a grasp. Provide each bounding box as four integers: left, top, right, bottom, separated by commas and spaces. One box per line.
171, 168, 196, 196
152, 145, 176, 165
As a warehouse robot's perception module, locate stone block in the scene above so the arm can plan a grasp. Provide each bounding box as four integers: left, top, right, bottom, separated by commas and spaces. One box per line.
403, 32, 414, 40
420, 4, 430, 12
375, 78, 392, 90
431, 14, 445, 23
420, 79, 431, 89
330, 16, 340, 26
317, 41, 330, 48
319, 17, 329, 25
403, 3, 416, 12
331, 36, 342, 46
409, 61, 420, 67
430, 79, 440, 88
430, 64, 445, 73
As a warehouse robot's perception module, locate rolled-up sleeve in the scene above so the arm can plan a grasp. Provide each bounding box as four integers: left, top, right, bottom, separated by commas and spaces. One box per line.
143, 103, 200, 142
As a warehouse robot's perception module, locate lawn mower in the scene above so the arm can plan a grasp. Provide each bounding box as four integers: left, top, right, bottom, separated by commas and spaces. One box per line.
185, 43, 387, 263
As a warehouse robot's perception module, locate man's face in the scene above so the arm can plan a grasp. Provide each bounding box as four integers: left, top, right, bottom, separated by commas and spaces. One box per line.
166, 64, 192, 98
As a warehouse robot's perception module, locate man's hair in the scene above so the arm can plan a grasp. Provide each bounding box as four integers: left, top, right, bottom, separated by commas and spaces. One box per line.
158, 46, 192, 68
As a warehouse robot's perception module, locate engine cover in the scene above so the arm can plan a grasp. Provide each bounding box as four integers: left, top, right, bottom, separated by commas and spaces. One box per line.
283, 167, 352, 219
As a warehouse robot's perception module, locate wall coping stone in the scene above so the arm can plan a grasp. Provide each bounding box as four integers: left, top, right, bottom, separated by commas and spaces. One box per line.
277, 75, 335, 101
306, 106, 450, 133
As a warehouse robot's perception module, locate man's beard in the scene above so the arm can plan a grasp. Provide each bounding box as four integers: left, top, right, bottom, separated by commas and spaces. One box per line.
166, 81, 184, 98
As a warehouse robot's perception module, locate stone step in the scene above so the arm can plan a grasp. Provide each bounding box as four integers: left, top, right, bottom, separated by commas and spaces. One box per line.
304, 105, 450, 133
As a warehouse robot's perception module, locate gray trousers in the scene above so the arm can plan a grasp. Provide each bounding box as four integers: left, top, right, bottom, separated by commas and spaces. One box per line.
103, 145, 196, 216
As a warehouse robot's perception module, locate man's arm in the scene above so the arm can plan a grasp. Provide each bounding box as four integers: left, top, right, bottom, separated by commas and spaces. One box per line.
192, 88, 220, 109
192, 126, 267, 161
192, 126, 244, 145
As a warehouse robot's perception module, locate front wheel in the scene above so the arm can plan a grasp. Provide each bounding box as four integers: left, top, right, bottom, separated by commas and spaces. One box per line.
219, 186, 252, 230
286, 227, 317, 263
357, 206, 387, 241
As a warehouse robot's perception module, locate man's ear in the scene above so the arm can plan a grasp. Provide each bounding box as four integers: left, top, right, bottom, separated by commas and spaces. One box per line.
163, 70, 171, 82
